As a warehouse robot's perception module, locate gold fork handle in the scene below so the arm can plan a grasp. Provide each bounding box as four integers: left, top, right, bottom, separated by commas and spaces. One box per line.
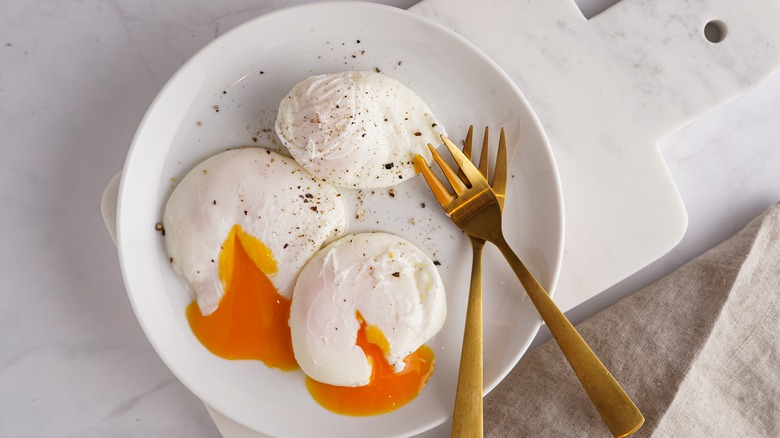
492, 235, 644, 438
451, 238, 485, 438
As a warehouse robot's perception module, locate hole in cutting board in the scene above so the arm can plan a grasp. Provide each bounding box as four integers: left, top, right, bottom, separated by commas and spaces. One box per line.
704, 20, 728, 43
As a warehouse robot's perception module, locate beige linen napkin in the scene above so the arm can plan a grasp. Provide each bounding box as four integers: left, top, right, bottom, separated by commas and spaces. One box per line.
484, 203, 780, 437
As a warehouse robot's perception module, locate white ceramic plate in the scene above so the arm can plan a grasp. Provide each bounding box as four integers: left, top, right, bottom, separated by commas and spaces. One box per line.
116, 2, 564, 437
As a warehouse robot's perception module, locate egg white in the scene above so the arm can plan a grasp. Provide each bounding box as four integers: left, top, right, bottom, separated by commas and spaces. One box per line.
275, 71, 446, 189
163, 147, 347, 316
289, 232, 447, 387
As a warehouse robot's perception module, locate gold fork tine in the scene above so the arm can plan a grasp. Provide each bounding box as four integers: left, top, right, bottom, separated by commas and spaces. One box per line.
458, 126, 475, 185
413, 154, 454, 206
428, 143, 468, 195
478, 127, 490, 181
492, 128, 507, 210
441, 135, 486, 190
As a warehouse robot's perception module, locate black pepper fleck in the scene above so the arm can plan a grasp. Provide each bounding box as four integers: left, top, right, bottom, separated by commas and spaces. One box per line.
433, 260, 441, 266
392, 272, 400, 277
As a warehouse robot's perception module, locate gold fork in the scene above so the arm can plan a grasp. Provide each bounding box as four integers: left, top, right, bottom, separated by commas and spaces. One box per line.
441, 126, 506, 437
413, 130, 644, 438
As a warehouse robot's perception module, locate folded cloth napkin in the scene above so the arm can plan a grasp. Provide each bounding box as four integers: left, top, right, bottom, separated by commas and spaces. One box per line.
484, 203, 780, 437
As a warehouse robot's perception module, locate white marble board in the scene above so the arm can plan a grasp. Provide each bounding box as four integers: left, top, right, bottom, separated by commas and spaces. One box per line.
411, 0, 780, 311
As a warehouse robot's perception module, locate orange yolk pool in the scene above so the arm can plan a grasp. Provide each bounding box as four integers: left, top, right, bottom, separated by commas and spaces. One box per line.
186, 225, 297, 370
306, 313, 435, 416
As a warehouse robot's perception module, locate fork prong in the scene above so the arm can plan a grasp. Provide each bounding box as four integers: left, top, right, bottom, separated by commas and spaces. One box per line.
478, 126, 490, 181
457, 125, 474, 185
413, 153, 455, 206
428, 143, 468, 195
441, 135, 485, 189
493, 128, 508, 210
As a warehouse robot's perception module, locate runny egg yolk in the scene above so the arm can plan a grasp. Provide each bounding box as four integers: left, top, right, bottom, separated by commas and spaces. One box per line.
306, 313, 435, 416
186, 224, 298, 370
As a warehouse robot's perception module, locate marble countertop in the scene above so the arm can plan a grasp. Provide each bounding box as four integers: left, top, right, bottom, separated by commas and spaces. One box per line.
2, 0, 778, 436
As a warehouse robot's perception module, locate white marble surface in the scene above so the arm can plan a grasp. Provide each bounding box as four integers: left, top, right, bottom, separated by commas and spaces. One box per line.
1, 0, 779, 437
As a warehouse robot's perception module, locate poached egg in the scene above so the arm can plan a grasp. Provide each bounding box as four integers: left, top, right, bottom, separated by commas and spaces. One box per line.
275, 71, 446, 189
289, 232, 446, 388
164, 147, 346, 316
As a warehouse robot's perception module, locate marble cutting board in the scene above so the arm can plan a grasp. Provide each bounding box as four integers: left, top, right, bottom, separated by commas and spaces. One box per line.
410, 0, 780, 312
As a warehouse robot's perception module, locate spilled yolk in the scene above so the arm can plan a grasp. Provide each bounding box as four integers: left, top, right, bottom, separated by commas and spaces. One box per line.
186, 224, 298, 370
306, 313, 435, 416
